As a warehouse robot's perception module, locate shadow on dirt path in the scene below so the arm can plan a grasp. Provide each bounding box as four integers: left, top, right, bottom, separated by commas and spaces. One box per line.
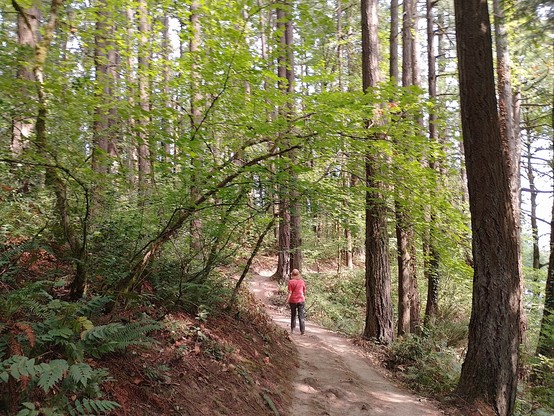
249, 272, 448, 416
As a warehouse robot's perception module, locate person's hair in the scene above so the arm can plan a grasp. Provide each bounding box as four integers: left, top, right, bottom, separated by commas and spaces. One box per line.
291, 269, 301, 278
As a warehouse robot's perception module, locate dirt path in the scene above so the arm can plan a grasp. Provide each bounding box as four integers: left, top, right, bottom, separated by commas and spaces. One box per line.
249, 272, 447, 416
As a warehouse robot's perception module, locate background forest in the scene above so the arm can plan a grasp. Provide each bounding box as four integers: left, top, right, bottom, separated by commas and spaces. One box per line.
0, 0, 552, 415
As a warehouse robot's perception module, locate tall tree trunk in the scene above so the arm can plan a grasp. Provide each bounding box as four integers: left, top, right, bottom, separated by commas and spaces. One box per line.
453, 1, 522, 414
361, 0, 394, 344
536, 159, 554, 358
396, 0, 419, 336
125, 7, 138, 187
12, 3, 39, 157
13, 0, 89, 300
493, 0, 520, 212
137, 0, 152, 193
92, 0, 115, 212
525, 138, 540, 269
423, 0, 440, 326
273, 0, 302, 278
161, 15, 173, 165
190, 0, 203, 255
284, 0, 302, 272
389, 0, 399, 83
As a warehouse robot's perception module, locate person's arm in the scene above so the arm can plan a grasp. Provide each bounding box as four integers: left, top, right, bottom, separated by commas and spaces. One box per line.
286, 281, 292, 304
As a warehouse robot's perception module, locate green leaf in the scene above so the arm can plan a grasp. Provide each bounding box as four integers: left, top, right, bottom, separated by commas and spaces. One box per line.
0, 371, 9, 383
37, 359, 68, 392
69, 363, 93, 387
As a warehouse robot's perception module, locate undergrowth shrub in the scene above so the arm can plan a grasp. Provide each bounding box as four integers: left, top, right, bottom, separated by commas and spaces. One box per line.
151, 259, 232, 315
0, 283, 160, 415
301, 270, 365, 335
388, 305, 467, 397
515, 354, 554, 415
388, 332, 462, 395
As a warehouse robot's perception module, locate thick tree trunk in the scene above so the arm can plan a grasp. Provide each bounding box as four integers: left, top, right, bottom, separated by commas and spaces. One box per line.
493, 0, 520, 213
361, 0, 394, 344
453, 1, 522, 414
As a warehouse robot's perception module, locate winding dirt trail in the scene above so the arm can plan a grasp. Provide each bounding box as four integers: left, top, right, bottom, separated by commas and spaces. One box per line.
249, 272, 448, 416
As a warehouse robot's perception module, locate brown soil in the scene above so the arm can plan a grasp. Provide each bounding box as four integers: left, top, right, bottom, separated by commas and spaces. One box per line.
249, 270, 465, 416
101, 298, 296, 416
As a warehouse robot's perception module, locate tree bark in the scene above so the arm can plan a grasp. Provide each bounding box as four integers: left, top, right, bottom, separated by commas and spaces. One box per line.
361, 0, 394, 344
190, 0, 203, 255
12, 2, 39, 157
453, 1, 522, 414
137, 0, 152, 193
525, 138, 540, 269
92, 0, 116, 214
13, 0, 89, 300
273, 0, 302, 278
389, 0, 399, 84
395, 0, 419, 336
423, 0, 440, 327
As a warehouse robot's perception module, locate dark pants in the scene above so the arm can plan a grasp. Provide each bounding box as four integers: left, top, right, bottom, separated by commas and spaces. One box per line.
289, 302, 305, 334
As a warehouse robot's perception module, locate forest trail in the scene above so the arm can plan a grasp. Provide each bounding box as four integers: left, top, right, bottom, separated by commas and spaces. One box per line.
249, 272, 447, 416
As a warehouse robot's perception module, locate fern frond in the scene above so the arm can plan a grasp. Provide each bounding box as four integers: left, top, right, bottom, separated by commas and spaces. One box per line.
69, 398, 120, 416
37, 359, 68, 392
82, 321, 161, 357
78, 296, 113, 318
68, 363, 93, 387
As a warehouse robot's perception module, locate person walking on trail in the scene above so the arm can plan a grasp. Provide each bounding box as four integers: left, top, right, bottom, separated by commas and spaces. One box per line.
286, 269, 306, 335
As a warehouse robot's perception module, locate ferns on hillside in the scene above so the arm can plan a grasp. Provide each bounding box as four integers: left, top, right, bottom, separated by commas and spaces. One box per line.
0, 288, 161, 415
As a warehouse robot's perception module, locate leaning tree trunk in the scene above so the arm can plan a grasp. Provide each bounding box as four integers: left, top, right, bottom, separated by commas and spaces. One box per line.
453, 1, 522, 415
361, 0, 394, 344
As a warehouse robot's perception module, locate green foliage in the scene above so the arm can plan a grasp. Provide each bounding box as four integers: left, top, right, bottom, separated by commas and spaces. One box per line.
0, 355, 119, 415
389, 333, 462, 395
0, 284, 159, 413
515, 354, 554, 415
300, 270, 365, 335
81, 321, 160, 358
